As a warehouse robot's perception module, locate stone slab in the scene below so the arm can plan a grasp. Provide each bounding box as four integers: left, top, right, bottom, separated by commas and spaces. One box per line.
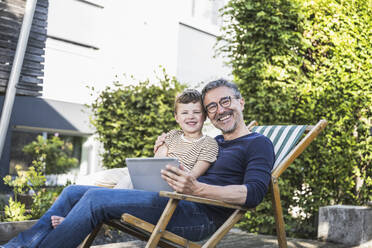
0, 220, 37, 244
318, 205, 372, 246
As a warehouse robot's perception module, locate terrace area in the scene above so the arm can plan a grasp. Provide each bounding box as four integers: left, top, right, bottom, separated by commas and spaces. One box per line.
91, 228, 371, 248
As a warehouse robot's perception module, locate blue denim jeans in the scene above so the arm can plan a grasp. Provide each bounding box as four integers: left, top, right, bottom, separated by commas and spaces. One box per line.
3, 185, 218, 248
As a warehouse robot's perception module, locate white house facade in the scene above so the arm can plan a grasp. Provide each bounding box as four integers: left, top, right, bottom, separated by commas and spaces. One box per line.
1, 0, 231, 188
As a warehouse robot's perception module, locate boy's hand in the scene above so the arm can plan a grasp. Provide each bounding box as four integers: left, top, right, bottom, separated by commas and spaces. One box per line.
154, 133, 167, 153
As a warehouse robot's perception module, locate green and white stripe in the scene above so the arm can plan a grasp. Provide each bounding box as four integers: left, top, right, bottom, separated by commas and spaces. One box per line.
251, 125, 307, 170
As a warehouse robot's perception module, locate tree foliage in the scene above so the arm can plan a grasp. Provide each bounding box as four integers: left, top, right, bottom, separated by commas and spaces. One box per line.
219, 0, 371, 238
90, 72, 186, 169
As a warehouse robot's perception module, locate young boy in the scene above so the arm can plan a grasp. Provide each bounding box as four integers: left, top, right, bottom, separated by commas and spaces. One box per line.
51, 89, 218, 228
113, 88, 218, 188
154, 89, 218, 178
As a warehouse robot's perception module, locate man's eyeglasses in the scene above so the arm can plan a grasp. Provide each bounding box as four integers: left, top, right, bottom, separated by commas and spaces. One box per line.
205, 96, 239, 114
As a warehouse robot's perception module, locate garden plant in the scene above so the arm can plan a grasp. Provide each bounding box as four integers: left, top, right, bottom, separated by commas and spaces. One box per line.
1, 135, 75, 221
218, 0, 371, 238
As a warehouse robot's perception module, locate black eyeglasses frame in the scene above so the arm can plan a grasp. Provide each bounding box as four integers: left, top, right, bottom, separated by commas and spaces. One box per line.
204, 96, 240, 114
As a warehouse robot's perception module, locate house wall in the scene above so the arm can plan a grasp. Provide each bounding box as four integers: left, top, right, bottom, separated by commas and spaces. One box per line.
176, 22, 230, 86
1, 0, 230, 189
42, 0, 231, 105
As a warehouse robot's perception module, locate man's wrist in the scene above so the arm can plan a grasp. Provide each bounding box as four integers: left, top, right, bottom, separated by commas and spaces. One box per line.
192, 181, 207, 197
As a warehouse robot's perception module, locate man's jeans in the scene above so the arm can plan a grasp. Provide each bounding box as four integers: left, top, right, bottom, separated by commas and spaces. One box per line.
4, 185, 218, 248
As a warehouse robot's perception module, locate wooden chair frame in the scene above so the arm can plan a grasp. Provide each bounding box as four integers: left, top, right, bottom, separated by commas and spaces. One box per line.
81, 119, 327, 248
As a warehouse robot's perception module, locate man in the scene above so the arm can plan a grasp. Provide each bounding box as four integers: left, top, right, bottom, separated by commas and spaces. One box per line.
3, 79, 274, 248
160, 79, 274, 224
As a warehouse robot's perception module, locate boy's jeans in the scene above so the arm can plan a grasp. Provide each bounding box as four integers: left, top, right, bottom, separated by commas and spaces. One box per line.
4, 185, 217, 248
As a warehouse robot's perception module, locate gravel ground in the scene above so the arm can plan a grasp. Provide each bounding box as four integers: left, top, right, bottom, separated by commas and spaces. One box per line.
90, 225, 141, 246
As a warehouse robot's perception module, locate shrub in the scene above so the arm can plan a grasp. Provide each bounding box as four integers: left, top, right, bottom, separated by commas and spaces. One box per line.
30, 187, 62, 219
4, 198, 31, 222
90, 71, 186, 169
2, 135, 74, 221
2, 164, 65, 221
3, 163, 45, 221
219, 0, 371, 238
3, 164, 45, 203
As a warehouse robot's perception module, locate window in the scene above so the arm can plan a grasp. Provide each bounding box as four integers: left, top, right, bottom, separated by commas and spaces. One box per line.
47, 133, 83, 166
182, 0, 226, 26
9, 131, 83, 175
9, 131, 39, 174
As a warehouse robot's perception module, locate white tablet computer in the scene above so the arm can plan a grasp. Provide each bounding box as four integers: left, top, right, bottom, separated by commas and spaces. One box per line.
126, 157, 179, 192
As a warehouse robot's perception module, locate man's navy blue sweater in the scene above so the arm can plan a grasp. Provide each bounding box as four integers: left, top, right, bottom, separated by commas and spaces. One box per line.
198, 132, 274, 224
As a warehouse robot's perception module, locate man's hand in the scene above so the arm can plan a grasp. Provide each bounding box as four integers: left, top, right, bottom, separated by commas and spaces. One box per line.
154, 133, 167, 153
162, 164, 247, 205
161, 165, 202, 195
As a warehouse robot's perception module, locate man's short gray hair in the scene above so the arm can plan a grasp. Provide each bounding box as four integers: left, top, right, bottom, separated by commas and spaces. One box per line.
201, 79, 241, 104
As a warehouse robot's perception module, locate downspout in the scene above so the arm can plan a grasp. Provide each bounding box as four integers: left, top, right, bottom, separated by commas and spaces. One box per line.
0, 0, 38, 160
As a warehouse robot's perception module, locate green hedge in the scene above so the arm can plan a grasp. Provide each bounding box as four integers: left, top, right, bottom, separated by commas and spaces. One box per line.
90, 72, 186, 169
219, 0, 371, 238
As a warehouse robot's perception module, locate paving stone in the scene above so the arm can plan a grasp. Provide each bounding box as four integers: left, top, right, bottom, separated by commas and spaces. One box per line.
91, 228, 352, 248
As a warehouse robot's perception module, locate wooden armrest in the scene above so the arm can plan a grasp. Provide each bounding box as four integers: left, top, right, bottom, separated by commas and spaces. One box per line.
247, 120, 258, 130
159, 191, 248, 210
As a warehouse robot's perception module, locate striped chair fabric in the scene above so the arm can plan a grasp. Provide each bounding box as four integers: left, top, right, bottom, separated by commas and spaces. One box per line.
251, 125, 308, 170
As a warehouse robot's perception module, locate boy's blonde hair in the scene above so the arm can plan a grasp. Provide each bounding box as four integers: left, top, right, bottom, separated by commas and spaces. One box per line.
174, 89, 204, 114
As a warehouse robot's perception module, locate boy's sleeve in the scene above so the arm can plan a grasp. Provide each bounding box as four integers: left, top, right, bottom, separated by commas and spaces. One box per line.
197, 136, 219, 163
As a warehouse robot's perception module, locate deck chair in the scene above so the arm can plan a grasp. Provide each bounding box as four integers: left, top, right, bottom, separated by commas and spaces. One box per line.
81, 119, 327, 248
